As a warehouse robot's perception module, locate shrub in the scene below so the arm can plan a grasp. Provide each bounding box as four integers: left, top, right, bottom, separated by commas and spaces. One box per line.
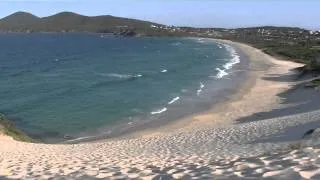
0, 114, 33, 142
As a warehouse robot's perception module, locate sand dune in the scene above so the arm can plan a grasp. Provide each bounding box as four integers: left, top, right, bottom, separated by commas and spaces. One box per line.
1, 110, 320, 179
1, 40, 319, 180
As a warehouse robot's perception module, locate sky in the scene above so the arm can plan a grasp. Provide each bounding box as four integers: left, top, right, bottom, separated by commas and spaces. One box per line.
0, 0, 319, 30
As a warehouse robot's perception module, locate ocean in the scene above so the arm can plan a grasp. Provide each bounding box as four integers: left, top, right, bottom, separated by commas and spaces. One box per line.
0, 33, 247, 143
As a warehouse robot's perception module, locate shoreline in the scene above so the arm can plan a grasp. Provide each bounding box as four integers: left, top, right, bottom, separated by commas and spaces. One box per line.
3, 40, 320, 180
121, 39, 304, 139
42, 37, 250, 144
0, 35, 250, 144
64, 38, 251, 143
0, 38, 303, 143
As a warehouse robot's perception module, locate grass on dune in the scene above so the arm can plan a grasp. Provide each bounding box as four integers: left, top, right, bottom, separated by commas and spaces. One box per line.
0, 114, 33, 142
312, 79, 320, 86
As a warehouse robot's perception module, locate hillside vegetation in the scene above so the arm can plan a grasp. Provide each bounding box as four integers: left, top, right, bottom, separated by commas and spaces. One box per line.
178, 26, 320, 72
0, 114, 33, 142
229, 27, 320, 72
0, 11, 160, 33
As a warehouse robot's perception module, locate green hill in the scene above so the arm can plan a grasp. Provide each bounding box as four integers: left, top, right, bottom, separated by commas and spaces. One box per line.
0, 11, 162, 33
0, 12, 40, 32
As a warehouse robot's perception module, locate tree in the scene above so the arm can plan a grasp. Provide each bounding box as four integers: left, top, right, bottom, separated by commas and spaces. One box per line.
308, 53, 320, 70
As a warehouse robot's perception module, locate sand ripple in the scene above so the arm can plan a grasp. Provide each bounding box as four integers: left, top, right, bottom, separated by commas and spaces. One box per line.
1, 110, 320, 179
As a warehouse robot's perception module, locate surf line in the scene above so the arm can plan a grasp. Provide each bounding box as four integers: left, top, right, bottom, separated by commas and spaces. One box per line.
151, 107, 167, 115
168, 97, 180, 105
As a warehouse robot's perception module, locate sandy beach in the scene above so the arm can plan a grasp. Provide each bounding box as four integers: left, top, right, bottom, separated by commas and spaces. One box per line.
2, 40, 320, 180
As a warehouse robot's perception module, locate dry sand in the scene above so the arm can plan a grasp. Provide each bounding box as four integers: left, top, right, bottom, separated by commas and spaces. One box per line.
1, 40, 320, 180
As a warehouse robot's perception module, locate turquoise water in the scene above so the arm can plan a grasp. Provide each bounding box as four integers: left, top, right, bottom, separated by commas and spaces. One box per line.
0, 33, 242, 142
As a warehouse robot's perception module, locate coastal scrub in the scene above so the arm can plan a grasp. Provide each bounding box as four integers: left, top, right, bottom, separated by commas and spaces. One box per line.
312, 79, 320, 86
0, 114, 33, 142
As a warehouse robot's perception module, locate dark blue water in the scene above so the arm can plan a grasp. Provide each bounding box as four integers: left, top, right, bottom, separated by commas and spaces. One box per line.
0, 33, 242, 142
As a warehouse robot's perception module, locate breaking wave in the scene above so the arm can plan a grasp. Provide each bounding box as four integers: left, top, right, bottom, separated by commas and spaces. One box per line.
91, 73, 143, 88
168, 97, 180, 105
151, 107, 167, 115
106, 73, 143, 79
215, 68, 228, 79
196, 82, 205, 96
215, 43, 240, 79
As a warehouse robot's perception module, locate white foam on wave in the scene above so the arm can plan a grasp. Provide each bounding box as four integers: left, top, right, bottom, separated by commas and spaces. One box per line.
168, 97, 180, 105
215, 68, 229, 78
215, 43, 240, 79
161, 69, 168, 73
200, 82, 205, 88
99, 73, 143, 79
215, 42, 224, 49
197, 82, 205, 96
151, 107, 167, 115
64, 135, 95, 143
197, 89, 202, 95
196, 38, 206, 44
106, 73, 132, 79
223, 45, 240, 70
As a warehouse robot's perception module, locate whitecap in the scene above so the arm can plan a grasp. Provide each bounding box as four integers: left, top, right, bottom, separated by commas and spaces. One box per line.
161, 69, 168, 73
106, 73, 132, 79
197, 82, 205, 96
196, 38, 206, 44
200, 82, 205, 88
99, 73, 143, 79
151, 107, 167, 115
216, 68, 228, 79
168, 97, 180, 105
197, 89, 202, 96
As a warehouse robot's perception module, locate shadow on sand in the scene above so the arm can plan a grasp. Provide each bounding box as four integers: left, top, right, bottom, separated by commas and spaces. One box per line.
236, 69, 320, 143
236, 69, 320, 124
